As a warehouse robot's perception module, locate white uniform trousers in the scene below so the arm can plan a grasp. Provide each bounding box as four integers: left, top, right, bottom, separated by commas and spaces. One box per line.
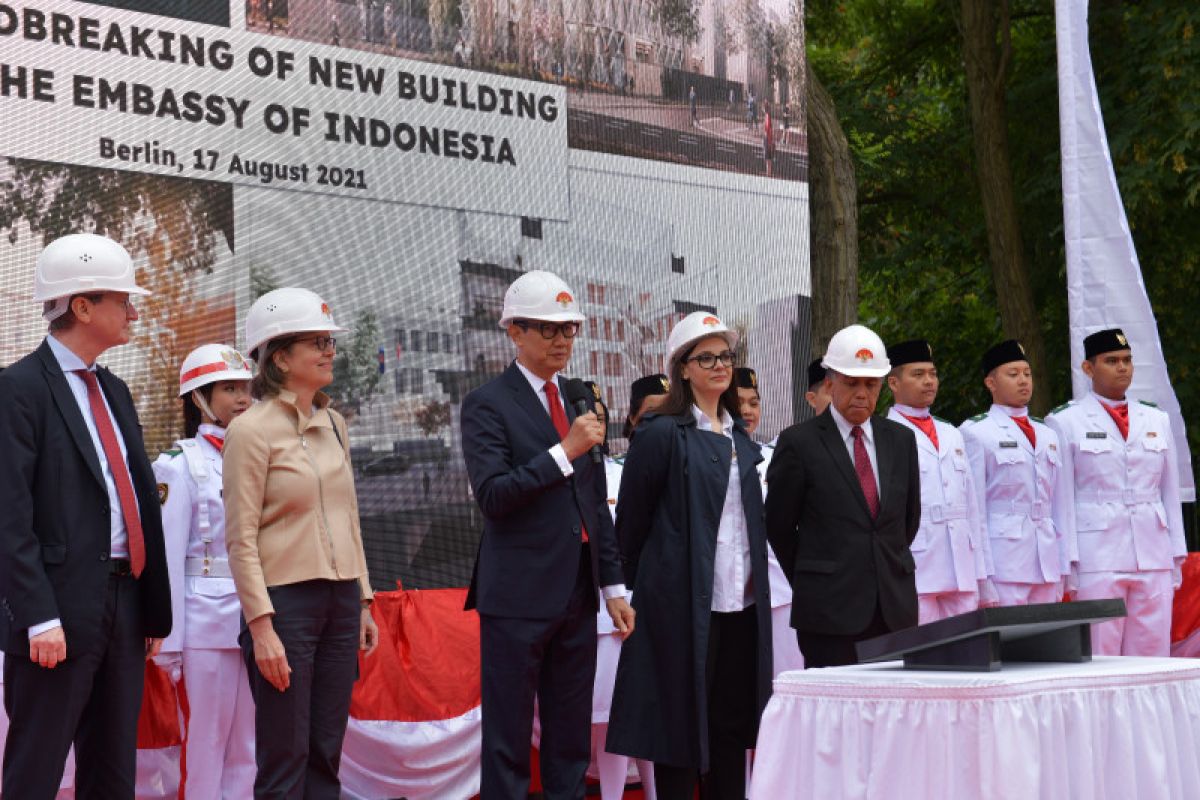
917, 590, 980, 625
994, 581, 1061, 607
591, 632, 656, 799
182, 648, 255, 800
1076, 570, 1174, 656
770, 605, 805, 674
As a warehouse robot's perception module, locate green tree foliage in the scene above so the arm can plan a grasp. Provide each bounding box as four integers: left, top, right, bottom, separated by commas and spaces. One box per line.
328, 308, 384, 418
807, 1, 1199, 459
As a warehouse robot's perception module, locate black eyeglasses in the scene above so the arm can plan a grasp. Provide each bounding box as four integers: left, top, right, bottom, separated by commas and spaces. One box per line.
686, 350, 736, 370
515, 320, 580, 340
298, 336, 337, 351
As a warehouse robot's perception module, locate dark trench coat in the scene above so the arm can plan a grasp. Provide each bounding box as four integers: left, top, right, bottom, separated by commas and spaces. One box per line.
604, 410, 774, 770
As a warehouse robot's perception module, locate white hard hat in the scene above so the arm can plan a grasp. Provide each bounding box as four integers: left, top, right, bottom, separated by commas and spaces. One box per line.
244, 287, 347, 360
498, 270, 586, 328
666, 311, 738, 369
821, 324, 891, 378
178, 344, 254, 396
34, 233, 151, 321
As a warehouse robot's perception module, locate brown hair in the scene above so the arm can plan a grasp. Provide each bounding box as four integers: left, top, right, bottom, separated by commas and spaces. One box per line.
47, 293, 104, 332
251, 337, 296, 399
653, 339, 742, 422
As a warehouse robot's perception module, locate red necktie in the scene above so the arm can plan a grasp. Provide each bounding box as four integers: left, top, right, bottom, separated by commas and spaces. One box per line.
75, 369, 145, 577
1012, 415, 1037, 449
202, 433, 225, 453
543, 381, 588, 542
851, 426, 880, 519
1101, 403, 1130, 440
898, 412, 939, 451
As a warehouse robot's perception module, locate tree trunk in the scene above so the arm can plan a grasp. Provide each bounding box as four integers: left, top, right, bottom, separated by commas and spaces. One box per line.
806, 61, 858, 353
958, 0, 1054, 414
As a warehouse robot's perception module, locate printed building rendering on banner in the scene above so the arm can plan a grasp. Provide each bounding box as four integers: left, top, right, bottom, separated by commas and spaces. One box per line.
268, 0, 809, 180
0, 0, 811, 598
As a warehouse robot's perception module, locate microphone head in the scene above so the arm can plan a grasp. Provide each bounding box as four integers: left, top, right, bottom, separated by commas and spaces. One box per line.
563, 378, 593, 406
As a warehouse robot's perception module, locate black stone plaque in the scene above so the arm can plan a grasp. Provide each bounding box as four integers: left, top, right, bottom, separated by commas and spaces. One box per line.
855, 600, 1127, 671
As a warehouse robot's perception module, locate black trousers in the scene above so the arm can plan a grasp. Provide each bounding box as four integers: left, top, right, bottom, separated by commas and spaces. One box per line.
240, 578, 361, 800
795, 601, 891, 668
3, 572, 145, 800
655, 604, 760, 800
479, 544, 598, 800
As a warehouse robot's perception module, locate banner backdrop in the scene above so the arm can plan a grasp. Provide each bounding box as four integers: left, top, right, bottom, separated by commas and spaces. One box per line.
0, 0, 811, 595
1055, 0, 1195, 501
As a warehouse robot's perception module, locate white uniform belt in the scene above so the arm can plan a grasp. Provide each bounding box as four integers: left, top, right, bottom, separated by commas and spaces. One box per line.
992, 499, 1051, 521
1076, 489, 1160, 506
185, 557, 233, 578
926, 503, 969, 523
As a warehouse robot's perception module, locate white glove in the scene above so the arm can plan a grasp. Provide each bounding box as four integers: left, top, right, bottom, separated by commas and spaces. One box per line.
1066, 564, 1079, 594
977, 578, 1000, 608
153, 650, 183, 684
1173, 566, 1184, 591
1054, 579, 1067, 603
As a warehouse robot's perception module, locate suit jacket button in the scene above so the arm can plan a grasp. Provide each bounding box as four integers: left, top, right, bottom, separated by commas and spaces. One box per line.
99, 553, 109, 562
711, 455, 719, 462
572, 525, 581, 535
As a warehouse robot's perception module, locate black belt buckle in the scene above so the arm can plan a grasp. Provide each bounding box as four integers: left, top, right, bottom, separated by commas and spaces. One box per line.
110, 558, 132, 577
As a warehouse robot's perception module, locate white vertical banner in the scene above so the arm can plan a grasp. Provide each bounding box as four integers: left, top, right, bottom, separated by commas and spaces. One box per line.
1055, 0, 1194, 501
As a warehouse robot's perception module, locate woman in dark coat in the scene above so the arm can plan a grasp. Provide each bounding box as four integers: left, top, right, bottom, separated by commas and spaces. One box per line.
606, 312, 774, 800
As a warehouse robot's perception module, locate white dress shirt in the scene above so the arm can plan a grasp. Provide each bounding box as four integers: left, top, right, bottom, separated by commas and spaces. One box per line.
694, 406, 754, 612
829, 404, 880, 489
513, 360, 625, 600
32, 336, 138, 638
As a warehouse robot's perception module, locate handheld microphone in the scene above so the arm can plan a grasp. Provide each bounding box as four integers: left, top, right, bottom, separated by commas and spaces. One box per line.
564, 378, 605, 464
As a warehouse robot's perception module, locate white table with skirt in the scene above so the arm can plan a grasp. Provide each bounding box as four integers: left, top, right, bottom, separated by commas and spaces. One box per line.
749, 657, 1200, 800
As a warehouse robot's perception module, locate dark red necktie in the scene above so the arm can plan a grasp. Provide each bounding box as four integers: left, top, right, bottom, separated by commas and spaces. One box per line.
543, 380, 587, 542
851, 426, 880, 519
1012, 415, 1037, 449
75, 369, 145, 577
899, 412, 939, 451
202, 433, 225, 453
1101, 403, 1130, 440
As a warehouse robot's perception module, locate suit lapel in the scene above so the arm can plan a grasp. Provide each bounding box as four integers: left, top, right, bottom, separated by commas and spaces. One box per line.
37, 342, 105, 490
816, 413, 871, 519
873, 419, 895, 515
502, 362, 561, 447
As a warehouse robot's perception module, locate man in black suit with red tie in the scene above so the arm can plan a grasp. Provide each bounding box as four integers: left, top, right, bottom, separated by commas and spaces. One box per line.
461, 270, 635, 799
0, 234, 172, 799
766, 324, 921, 667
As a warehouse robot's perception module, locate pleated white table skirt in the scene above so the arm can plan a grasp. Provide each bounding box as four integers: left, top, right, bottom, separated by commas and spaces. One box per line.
749, 657, 1200, 800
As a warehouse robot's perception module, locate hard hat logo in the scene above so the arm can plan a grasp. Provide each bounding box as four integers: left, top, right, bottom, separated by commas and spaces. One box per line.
555, 291, 573, 308
221, 350, 248, 370
321, 302, 332, 318
855, 348, 875, 362
702, 316, 720, 327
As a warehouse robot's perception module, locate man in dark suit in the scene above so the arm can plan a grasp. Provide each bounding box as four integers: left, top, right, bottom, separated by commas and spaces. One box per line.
0, 234, 172, 798
461, 270, 635, 799
766, 324, 920, 667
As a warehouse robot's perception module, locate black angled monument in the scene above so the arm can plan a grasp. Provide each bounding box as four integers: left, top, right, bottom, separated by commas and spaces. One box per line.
855, 600, 1127, 671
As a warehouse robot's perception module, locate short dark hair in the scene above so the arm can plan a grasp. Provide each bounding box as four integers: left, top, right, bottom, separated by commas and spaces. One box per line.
47, 293, 104, 332
251, 337, 296, 399
182, 384, 217, 438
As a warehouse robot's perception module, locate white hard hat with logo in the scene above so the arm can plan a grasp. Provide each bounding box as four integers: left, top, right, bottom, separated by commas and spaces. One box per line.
178, 344, 254, 396
821, 324, 891, 377
666, 311, 738, 370
498, 270, 586, 328
244, 287, 348, 360
34, 233, 151, 321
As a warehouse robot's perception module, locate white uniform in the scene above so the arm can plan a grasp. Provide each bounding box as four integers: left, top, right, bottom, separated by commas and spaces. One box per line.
1046, 394, 1186, 655
152, 424, 255, 800
888, 407, 992, 623
590, 456, 655, 800
758, 442, 806, 673
960, 405, 1071, 606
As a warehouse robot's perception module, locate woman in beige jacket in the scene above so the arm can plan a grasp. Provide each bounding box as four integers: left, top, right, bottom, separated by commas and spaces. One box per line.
224, 287, 378, 798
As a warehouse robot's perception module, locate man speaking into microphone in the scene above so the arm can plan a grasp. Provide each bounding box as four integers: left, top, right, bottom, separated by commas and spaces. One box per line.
461, 270, 635, 800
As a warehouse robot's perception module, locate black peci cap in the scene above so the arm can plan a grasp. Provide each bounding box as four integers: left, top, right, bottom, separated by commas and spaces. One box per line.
981, 339, 1028, 375
734, 367, 759, 390
887, 339, 934, 368
628, 374, 669, 417
1083, 328, 1131, 359
807, 358, 827, 388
